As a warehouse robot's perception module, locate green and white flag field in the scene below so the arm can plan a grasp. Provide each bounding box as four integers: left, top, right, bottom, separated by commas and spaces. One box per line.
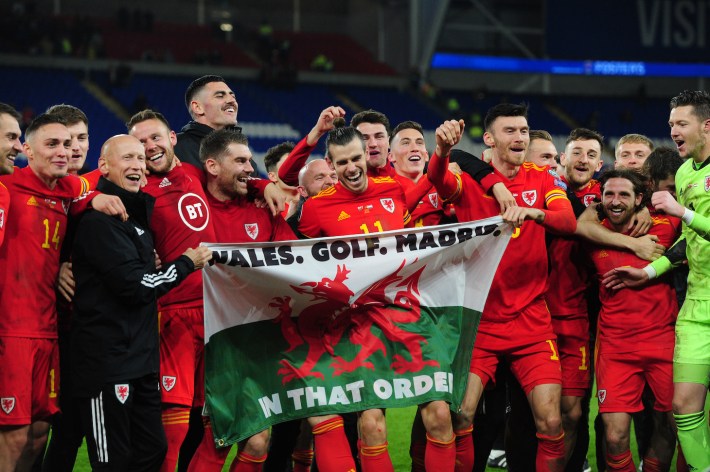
202, 217, 510, 446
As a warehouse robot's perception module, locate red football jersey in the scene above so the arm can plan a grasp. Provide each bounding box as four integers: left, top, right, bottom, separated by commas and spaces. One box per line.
590, 214, 680, 353
0, 182, 8, 248
367, 164, 396, 179
0, 167, 91, 337
299, 177, 410, 237
546, 179, 601, 317
208, 193, 296, 243
82, 169, 102, 189
143, 163, 216, 309
432, 160, 571, 321
393, 174, 445, 228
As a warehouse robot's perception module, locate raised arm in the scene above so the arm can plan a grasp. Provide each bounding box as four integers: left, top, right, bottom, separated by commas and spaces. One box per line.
279, 106, 346, 186
428, 120, 465, 200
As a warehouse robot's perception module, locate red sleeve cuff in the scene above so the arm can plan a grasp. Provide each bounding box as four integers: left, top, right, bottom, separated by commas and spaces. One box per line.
480, 173, 503, 193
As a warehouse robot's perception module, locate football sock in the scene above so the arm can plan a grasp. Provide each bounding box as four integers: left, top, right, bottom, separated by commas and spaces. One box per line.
536, 431, 566, 472
640, 456, 664, 472
359, 442, 393, 472
674, 411, 710, 471
291, 448, 314, 472
312, 417, 356, 471
229, 451, 266, 472
160, 407, 191, 472
409, 440, 426, 472
425, 433, 456, 471
454, 426, 474, 472
185, 417, 230, 472
606, 450, 636, 471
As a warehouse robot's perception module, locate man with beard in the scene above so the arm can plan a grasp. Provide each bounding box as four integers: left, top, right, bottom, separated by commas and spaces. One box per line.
175, 75, 240, 170
603, 90, 710, 470
584, 170, 679, 471
187, 129, 296, 472
0, 103, 22, 248
127, 110, 217, 472
427, 104, 577, 472
298, 122, 412, 472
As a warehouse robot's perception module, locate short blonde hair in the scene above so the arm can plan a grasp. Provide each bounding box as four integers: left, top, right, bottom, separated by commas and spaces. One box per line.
615, 133, 654, 158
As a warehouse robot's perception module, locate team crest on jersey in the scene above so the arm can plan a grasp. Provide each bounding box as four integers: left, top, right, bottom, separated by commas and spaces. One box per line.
162, 376, 177, 391
583, 194, 596, 207
115, 384, 130, 404
380, 198, 395, 213
597, 389, 606, 404
0, 208, 4, 229
521, 190, 537, 206
1, 397, 15, 414
245, 223, 259, 240
705, 175, 710, 191
428, 193, 439, 208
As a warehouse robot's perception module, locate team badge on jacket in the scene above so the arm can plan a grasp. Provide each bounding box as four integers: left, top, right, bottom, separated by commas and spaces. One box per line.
522, 190, 537, 206
1, 397, 15, 414
380, 198, 395, 213
583, 194, 596, 207
428, 193, 439, 209
245, 223, 259, 240
162, 376, 177, 391
597, 389, 606, 404
115, 384, 130, 404
705, 175, 710, 192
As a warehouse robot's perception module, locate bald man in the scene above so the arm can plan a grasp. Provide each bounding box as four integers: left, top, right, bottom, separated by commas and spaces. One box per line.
70, 135, 211, 471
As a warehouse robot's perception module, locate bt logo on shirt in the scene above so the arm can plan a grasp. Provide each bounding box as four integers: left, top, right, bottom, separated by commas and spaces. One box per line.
177, 193, 210, 232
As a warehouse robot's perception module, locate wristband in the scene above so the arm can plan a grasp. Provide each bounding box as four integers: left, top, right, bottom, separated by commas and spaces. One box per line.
681, 208, 695, 225
642, 265, 657, 280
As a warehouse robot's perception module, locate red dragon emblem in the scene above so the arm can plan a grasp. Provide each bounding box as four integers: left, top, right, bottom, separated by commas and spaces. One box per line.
1, 397, 15, 414
269, 261, 438, 384
162, 376, 176, 391
115, 384, 129, 404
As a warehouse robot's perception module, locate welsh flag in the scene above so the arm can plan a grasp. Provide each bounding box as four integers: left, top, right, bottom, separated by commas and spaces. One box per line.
202, 218, 510, 446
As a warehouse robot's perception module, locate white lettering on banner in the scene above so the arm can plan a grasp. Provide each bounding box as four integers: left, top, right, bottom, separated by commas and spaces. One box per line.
209, 224, 501, 270
257, 373, 454, 419
258, 393, 282, 418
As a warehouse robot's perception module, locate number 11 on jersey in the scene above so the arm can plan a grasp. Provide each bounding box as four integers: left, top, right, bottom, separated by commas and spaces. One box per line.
360, 220, 383, 234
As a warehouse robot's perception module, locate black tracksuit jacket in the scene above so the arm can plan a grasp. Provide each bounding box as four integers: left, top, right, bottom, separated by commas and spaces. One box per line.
70, 177, 195, 397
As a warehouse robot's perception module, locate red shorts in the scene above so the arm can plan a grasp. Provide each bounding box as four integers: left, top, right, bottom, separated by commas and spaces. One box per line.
596, 346, 673, 414
471, 300, 561, 395
551, 313, 591, 397
159, 306, 205, 407
0, 337, 60, 425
